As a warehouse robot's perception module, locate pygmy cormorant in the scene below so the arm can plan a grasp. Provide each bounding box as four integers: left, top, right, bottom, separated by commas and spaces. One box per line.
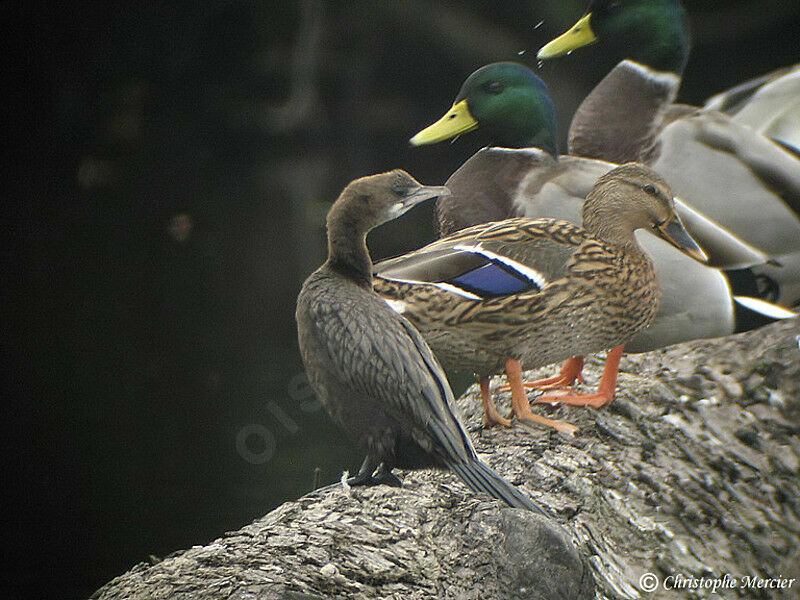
296, 169, 547, 514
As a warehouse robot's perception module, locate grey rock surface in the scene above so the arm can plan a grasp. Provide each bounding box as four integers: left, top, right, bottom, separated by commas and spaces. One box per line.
93, 319, 800, 600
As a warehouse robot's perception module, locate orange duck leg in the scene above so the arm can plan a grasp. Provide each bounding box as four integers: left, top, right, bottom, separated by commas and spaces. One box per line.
505, 358, 578, 435
536, 345, 624, 409
479, 376, 512, 428
499, 356, 585, 393
525, 356, 585, 390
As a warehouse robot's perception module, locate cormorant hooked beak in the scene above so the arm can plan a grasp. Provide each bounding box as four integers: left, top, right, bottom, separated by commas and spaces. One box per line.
388, 185, 450, 220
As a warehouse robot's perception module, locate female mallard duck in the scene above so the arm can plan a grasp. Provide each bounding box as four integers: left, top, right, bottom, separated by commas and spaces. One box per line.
296, 170, 546, 512
537, 0, 800, 307
409, 62, 791, 358
374, 163, 707, 433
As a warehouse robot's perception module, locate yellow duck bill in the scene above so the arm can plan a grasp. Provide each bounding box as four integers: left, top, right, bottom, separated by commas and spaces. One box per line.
537, 13, 597, 59
410, 100, 479, 146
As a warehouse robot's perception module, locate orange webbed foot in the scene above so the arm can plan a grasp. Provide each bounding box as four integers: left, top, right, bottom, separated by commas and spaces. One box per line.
536, 346, 624, 411
537, 389, 614, 409
499, 357, 585, 392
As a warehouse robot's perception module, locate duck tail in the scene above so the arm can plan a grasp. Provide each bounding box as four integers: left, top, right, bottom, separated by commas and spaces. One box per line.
733, 295, 797, 330
447, 458, 551, 517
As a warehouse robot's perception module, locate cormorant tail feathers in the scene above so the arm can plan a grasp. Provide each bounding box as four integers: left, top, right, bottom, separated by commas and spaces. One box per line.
447, 458, 551, 517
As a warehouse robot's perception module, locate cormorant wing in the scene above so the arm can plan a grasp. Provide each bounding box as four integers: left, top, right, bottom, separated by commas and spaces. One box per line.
308, 290, 477, 463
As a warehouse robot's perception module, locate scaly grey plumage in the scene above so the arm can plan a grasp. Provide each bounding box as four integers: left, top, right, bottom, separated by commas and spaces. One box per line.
296, 170, 547, 514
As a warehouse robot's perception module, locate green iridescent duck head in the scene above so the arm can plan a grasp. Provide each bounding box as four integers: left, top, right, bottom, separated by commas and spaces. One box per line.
538, 0, 690, 75
410, 62, 559, 155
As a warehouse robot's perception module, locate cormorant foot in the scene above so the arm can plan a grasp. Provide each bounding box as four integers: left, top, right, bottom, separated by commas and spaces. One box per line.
371, 465, 403, 488
345, 471, 375, 487
345, 463, 403, 488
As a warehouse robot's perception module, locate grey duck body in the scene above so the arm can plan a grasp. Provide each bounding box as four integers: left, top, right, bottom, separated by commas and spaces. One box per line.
568, 61, 800, 308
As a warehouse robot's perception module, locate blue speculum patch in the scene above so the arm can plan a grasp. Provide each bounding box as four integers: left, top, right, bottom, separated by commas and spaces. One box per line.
449, 262, 538, 298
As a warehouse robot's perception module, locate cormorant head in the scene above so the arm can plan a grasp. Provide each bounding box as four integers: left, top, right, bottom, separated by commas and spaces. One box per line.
328, 170, 450, 233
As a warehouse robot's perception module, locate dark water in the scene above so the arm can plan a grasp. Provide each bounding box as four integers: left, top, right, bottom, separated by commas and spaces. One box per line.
6, 2, 799, 598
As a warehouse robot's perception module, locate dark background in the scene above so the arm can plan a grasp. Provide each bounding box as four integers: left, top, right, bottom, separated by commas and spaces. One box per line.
5, 1, 799, 598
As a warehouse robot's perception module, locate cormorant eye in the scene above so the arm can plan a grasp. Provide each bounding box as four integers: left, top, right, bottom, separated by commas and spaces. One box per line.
393, 188, 406, 197
484, 81, 504, 95
643, 184, 657, 195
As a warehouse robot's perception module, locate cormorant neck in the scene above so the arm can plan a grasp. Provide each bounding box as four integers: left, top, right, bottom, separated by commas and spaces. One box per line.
325, 218, 373, 288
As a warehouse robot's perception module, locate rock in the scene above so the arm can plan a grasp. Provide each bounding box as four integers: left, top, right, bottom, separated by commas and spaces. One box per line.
92, 319, 800, 600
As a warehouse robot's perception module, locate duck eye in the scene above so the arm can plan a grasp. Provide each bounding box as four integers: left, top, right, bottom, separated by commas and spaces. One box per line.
596, 1, 620, 16
393, 188, 406, 197
484, 81, 504, 95
643, 184, 657, 195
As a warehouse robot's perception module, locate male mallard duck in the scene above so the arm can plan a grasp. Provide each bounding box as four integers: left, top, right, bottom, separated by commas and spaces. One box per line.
537, 0, 800, 307
409, 62, 789, 359
537, 1, 800, 151
704, 64, 800, 153
296, 170, 546, 512
374, 164, 707, 433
